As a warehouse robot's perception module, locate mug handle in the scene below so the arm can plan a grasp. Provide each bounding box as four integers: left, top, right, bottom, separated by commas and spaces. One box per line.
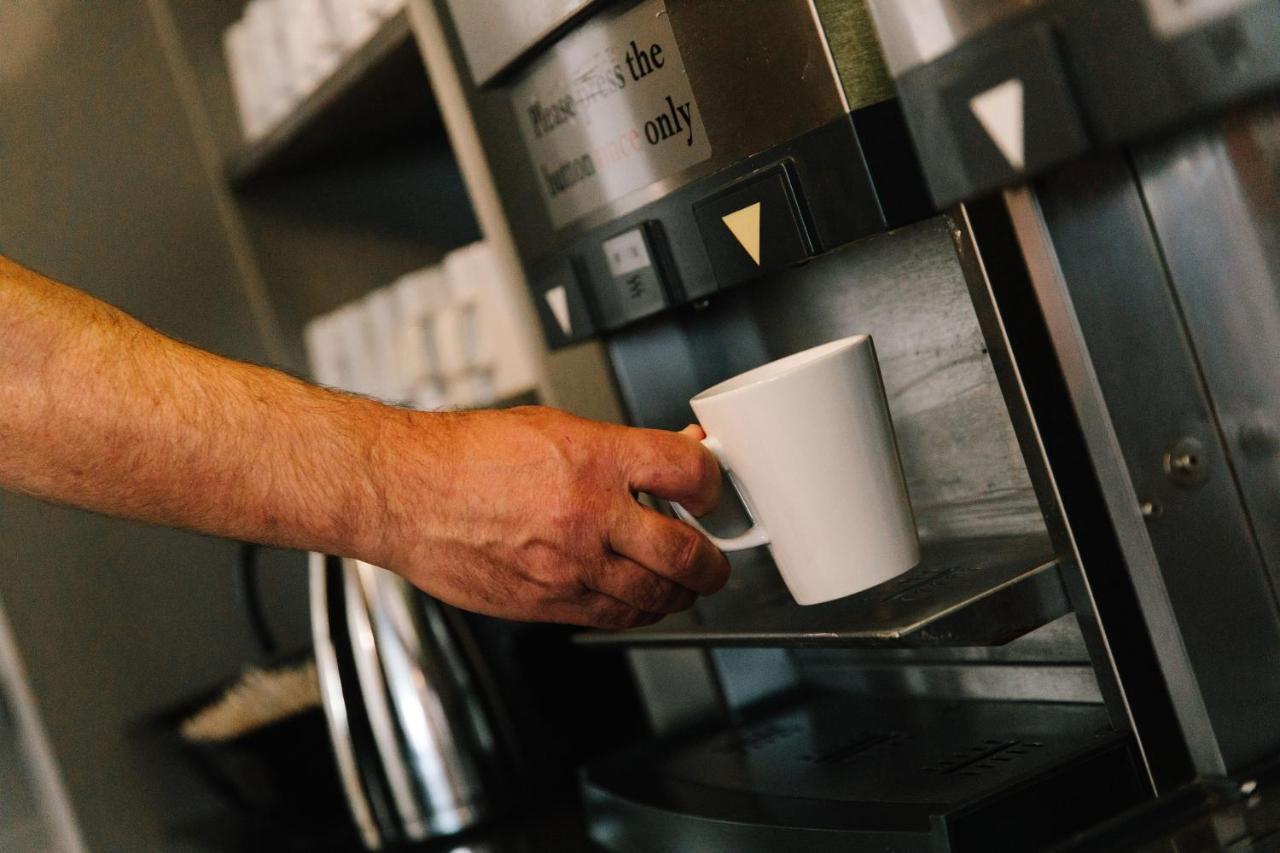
672, 437, 771, 552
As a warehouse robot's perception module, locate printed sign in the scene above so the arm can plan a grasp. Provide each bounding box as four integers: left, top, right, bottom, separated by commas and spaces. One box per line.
510, 0, 711, 228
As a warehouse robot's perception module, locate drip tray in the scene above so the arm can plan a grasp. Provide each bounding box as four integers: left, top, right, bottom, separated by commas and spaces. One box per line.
577, 534, 1068, 648
582, 695, 1145, 853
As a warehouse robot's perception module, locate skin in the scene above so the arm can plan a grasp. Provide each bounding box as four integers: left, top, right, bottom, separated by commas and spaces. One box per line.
0, 254, 729, 628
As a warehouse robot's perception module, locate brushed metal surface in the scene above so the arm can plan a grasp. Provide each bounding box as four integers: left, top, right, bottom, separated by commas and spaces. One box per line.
811, 0, 895, 109
444, 0, 602, 85
577, 534, 1066, 647
610, 216, 1047, 542
449, 0, 849, 252
344, 562, 428, 837
508, 0, 712, 229
310, 555, 382, 849
1130, 103, 1280, 594
1009, 149, 1280, 778
949, 198, 1153, 758
625, 648, 725, 734
358, 563, 494, 839
1006, 178, 1230, 779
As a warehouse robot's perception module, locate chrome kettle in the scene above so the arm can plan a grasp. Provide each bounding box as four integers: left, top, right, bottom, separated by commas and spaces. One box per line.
309, 553, 513, 849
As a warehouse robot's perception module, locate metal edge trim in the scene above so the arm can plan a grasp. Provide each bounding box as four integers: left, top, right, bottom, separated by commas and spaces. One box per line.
947, 201, 1153, 787
309, 552, 382, 849
364, 567, 484, 838
1002, 185, 1226, 777
344, 559, 428, 832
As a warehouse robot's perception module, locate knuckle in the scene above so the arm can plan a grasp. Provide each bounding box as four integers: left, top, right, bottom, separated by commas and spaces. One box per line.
668, 525, 705, 579
557, 577, 592, 602
685, 444, 718, 493
593, 599, 636, 629
631, 573, 674, 613
620, 608, 662, 629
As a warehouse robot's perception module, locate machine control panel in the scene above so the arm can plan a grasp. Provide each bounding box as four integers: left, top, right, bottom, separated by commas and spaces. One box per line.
531, 260, 596, 347
454, 0, 935, 349
594, 223, 670, 327
868, 0, 1280, 206
933, 24, 1089, 206
693, 165, 814, 288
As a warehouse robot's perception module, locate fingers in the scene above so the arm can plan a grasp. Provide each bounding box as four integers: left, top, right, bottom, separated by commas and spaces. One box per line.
610, 504, 731, 596
587, 555, 698, 614
543, 591, 666, 630
622, 426, 721, 516
678, 423, 706, 441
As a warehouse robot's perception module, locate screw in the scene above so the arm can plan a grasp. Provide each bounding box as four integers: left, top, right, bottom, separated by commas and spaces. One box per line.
1164, 437, 1208, 488
1139, 500, 1163, 519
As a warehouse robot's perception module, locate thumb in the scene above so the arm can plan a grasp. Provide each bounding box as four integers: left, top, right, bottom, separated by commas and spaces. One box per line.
679, 423, 706, 441
624, 426, 720, 515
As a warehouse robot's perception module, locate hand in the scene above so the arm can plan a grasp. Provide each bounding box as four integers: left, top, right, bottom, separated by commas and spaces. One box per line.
366, 406, 729, 628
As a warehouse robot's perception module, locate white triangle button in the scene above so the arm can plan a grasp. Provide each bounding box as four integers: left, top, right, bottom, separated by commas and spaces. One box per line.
969, 78, 1025, 171
545, 285, 571, 336
722, 201, 762, 266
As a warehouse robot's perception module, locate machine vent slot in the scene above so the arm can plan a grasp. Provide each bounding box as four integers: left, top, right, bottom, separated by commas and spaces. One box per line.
710, 721, 803, 756
919, 738, 1045, 776
799, 732, 905, 765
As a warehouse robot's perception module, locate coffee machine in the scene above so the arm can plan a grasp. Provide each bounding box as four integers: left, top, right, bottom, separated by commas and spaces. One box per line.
417, 0, 1280, 849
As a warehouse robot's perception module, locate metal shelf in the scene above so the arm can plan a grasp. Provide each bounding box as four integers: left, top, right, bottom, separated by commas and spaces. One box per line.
576, 534, 1068, 648
225, 11, 442, 187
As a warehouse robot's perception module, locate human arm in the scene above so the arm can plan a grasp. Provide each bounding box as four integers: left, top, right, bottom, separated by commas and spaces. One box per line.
0, 254, 728, 627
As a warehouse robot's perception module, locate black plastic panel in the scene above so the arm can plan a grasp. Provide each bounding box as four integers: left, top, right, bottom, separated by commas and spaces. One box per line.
582, 694, 1145, 852
891, 0, 1280, 206
534, 105, 933, 346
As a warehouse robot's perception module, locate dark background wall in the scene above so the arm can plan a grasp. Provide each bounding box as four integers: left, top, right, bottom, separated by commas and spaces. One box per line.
0, 1, 313, 846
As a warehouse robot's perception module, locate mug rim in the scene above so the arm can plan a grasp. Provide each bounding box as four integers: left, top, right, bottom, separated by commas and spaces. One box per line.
691, 334, 870, 404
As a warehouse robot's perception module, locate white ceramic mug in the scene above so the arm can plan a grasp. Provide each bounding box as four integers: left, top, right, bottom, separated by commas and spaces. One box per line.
673, 335, 920, 605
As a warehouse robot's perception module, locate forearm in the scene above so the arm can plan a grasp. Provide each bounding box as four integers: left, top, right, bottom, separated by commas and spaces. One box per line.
0, 255, 409, 558
0, 255, 729, 628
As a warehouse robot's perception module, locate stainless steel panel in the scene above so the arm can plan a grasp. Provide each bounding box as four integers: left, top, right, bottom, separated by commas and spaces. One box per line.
310, 555, 382, 850
359, 564, 493, 838
444, 0, 602, 86
795, 614, 1102, 705
446, 0, 849, 251
344, 562, 428, 838
1005, 179, 1227, 779
610, 217, 1047, 542
950, 200, 1149, 768
625, 648, 725, 734
1130, 103, 1280, 588
509, 0, 712, 229
710, 648, 800, 710
1012, 142, 1280, 775
577, 535, 1067, 647
811, 0, 895, 110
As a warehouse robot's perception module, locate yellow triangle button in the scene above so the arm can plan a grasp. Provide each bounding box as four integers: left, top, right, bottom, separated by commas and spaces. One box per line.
722, 202, 762, 266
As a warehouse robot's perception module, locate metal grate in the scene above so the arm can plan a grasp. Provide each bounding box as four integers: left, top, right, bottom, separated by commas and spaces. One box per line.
920, 738, 1046, 777
800, 732, 907, 766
